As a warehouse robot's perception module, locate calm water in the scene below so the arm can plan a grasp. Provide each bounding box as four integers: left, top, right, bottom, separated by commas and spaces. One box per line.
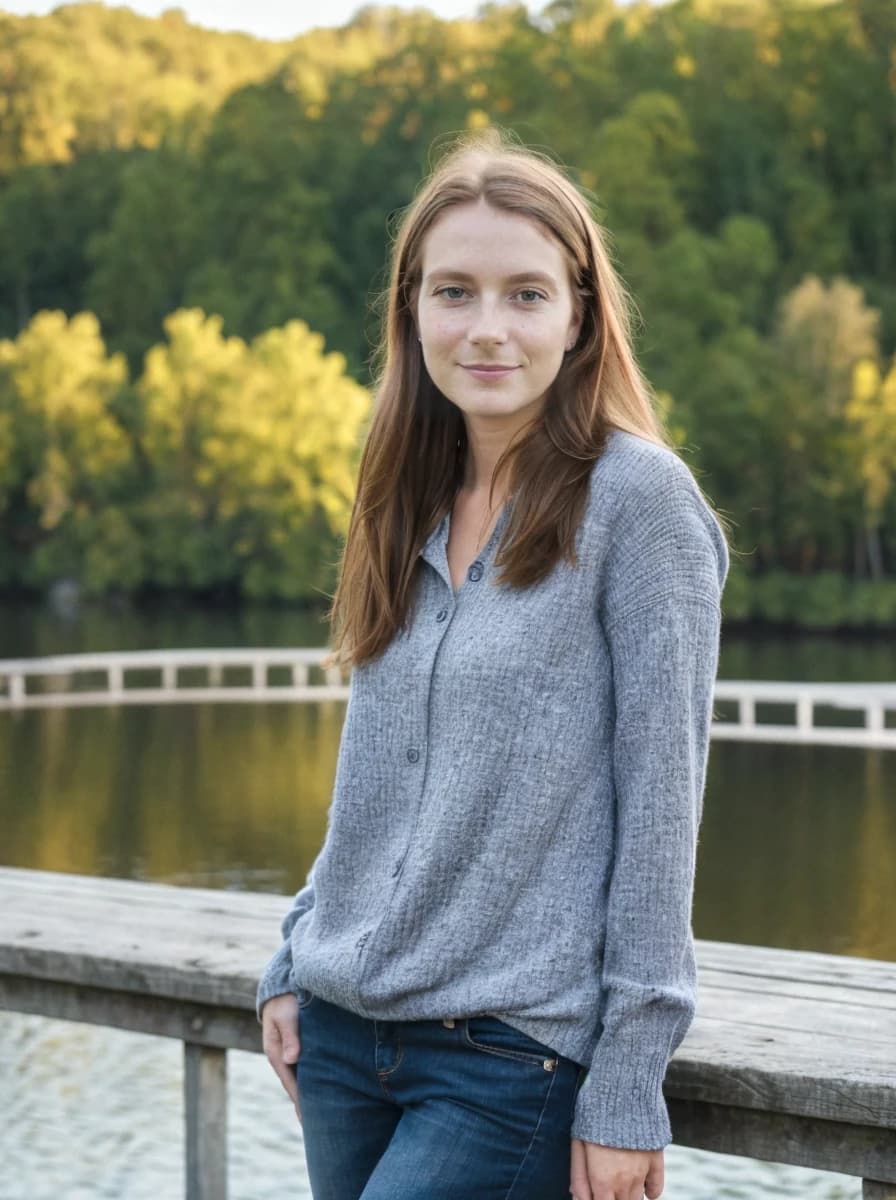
1, 599, 894, 1199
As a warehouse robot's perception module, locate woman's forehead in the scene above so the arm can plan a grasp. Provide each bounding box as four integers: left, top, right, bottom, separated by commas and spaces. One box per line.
420, 200, 570, 282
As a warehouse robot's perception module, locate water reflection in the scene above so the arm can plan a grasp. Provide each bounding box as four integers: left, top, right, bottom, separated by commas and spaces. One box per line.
1, 700, 343, 891
696, 742, 896, 960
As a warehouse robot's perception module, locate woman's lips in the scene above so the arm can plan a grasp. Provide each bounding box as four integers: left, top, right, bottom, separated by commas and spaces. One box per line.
461, 364, 519, 379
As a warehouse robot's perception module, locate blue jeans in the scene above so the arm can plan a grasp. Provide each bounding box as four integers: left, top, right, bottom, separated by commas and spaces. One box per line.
295, 993, 587, 1199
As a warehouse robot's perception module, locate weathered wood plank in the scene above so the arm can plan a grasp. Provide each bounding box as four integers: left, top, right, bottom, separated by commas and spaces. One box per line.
0, 973, 261, 1052
0, 864, 289, 918
696, 981, 896, 1038
185, 1043, 227, 1200
667, 1099, 896, 1182
0, 867, 287, 1008
698, 965, 896, 1011
697, 939, 896, 993
667, 1019, 896, 1127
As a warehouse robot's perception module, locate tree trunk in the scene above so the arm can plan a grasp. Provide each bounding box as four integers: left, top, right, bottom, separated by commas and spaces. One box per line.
867, 525, 884, 580
854, 523, 866, 579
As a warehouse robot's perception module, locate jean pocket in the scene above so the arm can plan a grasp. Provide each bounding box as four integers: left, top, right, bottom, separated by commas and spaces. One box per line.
463, 1016, 559, 1069
297, 990, 317, 1011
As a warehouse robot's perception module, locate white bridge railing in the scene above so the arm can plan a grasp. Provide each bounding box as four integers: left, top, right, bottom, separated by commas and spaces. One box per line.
0, 648, 348, 708
0, 650, 894, 749
711, 680, 896, 749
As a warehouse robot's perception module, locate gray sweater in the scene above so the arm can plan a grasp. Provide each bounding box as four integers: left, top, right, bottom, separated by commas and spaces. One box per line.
257, 427, 729, 1151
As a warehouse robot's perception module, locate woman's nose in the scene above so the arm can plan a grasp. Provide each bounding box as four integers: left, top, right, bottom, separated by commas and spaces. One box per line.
467, 300, 508, 344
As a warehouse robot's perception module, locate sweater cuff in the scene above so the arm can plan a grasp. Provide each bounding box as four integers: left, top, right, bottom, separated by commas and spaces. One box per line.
255, 941, 295, 1023
570, 1002, 683, 1150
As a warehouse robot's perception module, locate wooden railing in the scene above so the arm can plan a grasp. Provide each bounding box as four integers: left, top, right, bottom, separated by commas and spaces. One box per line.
1, 650, 895, 749
0, 868, 894, 1199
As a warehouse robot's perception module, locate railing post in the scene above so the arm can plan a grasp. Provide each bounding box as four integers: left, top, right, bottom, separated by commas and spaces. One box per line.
863, 1183, 896, 1199
108, 664, 124, 699
867, 703, 884, 740
252, 661, 266, 690
184, 1042, 227, 1200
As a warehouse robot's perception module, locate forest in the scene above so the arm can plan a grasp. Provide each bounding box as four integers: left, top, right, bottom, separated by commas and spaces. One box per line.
0, 0, 894, 625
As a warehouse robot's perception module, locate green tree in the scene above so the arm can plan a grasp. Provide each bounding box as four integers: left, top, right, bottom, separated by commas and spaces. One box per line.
846, 355, 896, 578
85, 139, 201, 367
767, 275, 881, 572
0, 152, 127, 337
0, 310, 141, 591
136, 309, 369, 599
776, 275, 880, 417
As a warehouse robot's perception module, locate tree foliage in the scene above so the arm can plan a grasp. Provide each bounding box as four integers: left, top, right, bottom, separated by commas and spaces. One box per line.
0, 0, 893, 612
0, 309, 370, 599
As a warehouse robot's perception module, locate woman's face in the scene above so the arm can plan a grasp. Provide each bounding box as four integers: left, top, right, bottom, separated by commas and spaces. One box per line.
416, 199, 582, 434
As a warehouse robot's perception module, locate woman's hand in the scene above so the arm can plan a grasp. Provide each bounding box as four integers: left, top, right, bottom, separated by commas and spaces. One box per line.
570, 1138, 664, 1200
261, 992, 302, 1122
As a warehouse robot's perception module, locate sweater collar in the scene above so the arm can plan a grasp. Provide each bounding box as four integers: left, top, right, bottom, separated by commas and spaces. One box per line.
419, 512, 450, 572
418, 501, 513, 593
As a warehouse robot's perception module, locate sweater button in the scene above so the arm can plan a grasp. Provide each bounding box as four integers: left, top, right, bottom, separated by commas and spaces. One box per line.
406, 747, 420, 763
436, 608, 448, 622
467, 561, 484, 582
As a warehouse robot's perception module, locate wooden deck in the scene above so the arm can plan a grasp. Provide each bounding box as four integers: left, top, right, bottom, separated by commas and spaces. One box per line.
0, 867, 894, 1199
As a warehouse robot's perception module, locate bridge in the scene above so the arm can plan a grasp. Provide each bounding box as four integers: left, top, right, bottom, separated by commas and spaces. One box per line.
1, 649, 895, 749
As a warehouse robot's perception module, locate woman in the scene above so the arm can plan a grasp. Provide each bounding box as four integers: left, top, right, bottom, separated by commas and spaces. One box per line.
258, 128, 729, 1200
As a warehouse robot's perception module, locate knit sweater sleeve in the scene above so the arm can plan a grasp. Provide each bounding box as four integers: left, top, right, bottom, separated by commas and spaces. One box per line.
255, 872, 317, 1021
571, 449, 729, 1150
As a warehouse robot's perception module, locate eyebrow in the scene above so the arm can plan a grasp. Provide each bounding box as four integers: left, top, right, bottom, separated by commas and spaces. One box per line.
424, 270, 560, 288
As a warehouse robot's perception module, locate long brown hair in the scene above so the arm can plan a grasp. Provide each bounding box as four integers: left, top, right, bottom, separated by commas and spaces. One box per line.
328, 128, 685, 667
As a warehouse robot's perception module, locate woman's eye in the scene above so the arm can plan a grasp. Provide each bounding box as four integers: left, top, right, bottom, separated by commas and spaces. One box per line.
516, 289, 545, 303
437, 286, 466, 300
